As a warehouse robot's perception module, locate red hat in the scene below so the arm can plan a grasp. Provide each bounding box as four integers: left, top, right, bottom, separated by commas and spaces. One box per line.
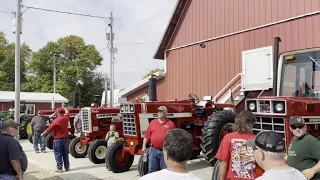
56, 107, 65, 113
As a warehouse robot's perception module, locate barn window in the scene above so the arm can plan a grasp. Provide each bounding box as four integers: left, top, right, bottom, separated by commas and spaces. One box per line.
23, 104, 35, 115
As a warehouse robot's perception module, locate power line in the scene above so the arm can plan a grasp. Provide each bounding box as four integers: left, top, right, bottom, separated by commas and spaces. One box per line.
22, 5, 108, 21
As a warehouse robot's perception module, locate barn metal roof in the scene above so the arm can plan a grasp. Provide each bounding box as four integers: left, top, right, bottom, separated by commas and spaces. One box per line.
153, 0, 187, 60
0, 91, 68, 103
118, 71, 165, 98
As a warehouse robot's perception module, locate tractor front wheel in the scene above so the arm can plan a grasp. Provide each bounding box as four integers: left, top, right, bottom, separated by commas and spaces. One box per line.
211, 160, 220, 180
138, 148, 149, 177
69, 137, 88, 158
28, 134, 33, 144
88, 140, 108, 164
105, 141, 134, 173
200, 110, 235, 166
45, 133, 54, 150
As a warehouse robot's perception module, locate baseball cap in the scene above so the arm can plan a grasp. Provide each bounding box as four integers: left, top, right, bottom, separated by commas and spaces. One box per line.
290, 116, 305, 126
2, 120, 20, 130
56, 107, 65, 113
157, 106, 168, 112
247, 131, 285, 153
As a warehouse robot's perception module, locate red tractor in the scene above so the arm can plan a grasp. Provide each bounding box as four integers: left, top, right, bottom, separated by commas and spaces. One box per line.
27, 108, 79, 150
69, 106, 122, 164
104, 75, 236, 175
211, 38, 320, 179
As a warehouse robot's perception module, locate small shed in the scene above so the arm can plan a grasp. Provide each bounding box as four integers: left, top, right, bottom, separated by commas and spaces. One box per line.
0, 91, 68, 118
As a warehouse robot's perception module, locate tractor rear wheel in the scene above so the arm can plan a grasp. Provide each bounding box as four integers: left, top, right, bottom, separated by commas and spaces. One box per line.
88, 140, 108, 164
211, 160, 220, 180
69, 137, 88, 158
105, 141, 134, 173
200, 110, 235, 166
45, 133, 54, 150
138, 148, 149, 177
19, 120, 31, 139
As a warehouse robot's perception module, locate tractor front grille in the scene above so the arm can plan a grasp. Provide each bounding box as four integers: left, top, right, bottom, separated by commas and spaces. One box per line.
253, 116, 286, 139
122, 113, 136, 136
81, 108, 91, 132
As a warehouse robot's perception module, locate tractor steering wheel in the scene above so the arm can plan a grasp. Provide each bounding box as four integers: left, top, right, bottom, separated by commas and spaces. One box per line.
188, 93, 200, 104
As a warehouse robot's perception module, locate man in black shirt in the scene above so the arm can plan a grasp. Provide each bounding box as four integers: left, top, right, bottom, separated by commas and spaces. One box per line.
0, 120, 28, 180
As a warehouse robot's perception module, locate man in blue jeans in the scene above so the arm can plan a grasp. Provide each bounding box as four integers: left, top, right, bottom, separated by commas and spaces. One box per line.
142, 106, 176, 173
41, 108, 70, 173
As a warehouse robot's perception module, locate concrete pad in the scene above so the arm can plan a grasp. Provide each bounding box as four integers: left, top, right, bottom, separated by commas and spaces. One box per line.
20, 140, 213, 180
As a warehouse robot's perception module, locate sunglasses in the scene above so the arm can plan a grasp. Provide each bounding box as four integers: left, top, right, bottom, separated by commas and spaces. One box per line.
157, 110, 163, 112
290, 124, 304, 130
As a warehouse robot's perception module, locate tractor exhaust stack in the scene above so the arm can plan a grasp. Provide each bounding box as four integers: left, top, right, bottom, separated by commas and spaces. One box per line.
149, 75, 157, 101
73, 92, 80, 108
272, 37, 281, 96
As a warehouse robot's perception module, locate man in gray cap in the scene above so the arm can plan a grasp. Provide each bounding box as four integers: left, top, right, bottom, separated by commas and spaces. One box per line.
247, 131, 305, 180
142, 106, 176, 173
287, 117, 320, 180
0, 120, 28, 180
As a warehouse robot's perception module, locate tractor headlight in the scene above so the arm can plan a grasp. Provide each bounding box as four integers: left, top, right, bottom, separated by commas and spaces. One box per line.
249, 103, 256, 111
125, 105, 128, 111
272, 101, 286, 113
275, 103, 283, 112
120, 105, 124, 112
130, 105, 134, 112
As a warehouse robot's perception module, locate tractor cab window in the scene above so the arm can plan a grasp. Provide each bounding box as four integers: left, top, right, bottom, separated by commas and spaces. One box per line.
280, 51, 320, 98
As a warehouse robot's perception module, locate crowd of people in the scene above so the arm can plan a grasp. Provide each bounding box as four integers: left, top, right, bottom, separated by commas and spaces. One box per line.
1, 102, 320, 180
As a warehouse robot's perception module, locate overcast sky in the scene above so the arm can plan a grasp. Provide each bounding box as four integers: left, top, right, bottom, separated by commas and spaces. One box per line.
0, 0, 177, 89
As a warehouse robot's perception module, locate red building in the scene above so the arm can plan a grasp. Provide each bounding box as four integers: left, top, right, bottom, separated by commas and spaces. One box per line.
0, 91, 68, 119
121, 0, 320, 103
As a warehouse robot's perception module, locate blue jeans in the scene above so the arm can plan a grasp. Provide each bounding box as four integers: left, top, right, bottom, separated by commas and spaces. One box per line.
0, 175, 23, 180
53, 138, 69, 170
33, 131, 45, 152
148, 147, 166, 173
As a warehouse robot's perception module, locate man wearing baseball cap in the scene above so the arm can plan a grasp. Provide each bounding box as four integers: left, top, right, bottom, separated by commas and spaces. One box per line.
287, 117, 320, 180
41, 107, 71, 173
0, 120, 28, 180
247, 131, 306, 180
142, 106, 176, 173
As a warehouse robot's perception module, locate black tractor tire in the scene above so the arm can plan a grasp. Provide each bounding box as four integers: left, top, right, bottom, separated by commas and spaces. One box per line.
28, 134, 33, 144
211, 160, 220, 180
105, 141, 134, 173
190, 150, 201, 160
88, 140, 108, 164
69, 137, 88, 158
19, 120, 31, 139
45, 133, 54, 150
200, 110, 235, 166
138, 148, 150, 177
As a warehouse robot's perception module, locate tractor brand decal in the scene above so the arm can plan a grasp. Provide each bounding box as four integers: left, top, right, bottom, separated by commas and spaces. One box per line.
111, 116, 122, 122
96, 114, 120, 119
92, 109, 99, 113
140, 113, 193, 119
300, 116, 320, 124
169, 105, 185, 112
93, 126, 99, 131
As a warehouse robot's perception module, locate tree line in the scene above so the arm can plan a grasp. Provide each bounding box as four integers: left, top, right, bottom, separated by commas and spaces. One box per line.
0, 31, 105, 107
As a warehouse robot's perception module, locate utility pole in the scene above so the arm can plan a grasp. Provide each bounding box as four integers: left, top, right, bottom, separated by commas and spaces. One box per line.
108, 12, 115, 107
13, 0, 22, 139
104, 75, 109, 107
52, 56, 56, 110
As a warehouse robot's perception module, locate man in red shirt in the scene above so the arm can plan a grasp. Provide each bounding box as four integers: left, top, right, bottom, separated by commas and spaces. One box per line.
142, 106, 176, 173
41, 107, 70, 173
215, 110, 257, 180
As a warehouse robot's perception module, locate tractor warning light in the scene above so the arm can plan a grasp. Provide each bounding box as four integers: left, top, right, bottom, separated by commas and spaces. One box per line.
285, 55, 296, 60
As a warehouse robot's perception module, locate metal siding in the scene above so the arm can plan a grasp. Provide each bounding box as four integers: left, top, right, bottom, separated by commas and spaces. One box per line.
165, 14, 320, 100
168, 0, 320, 49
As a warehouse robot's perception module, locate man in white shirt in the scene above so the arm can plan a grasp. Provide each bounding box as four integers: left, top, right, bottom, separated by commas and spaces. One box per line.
140, 128, 202, 180
247, 131, 306, 180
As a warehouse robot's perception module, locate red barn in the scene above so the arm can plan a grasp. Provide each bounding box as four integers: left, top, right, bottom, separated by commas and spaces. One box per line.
122, 0, 320, 103
0, 91, 68, 119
